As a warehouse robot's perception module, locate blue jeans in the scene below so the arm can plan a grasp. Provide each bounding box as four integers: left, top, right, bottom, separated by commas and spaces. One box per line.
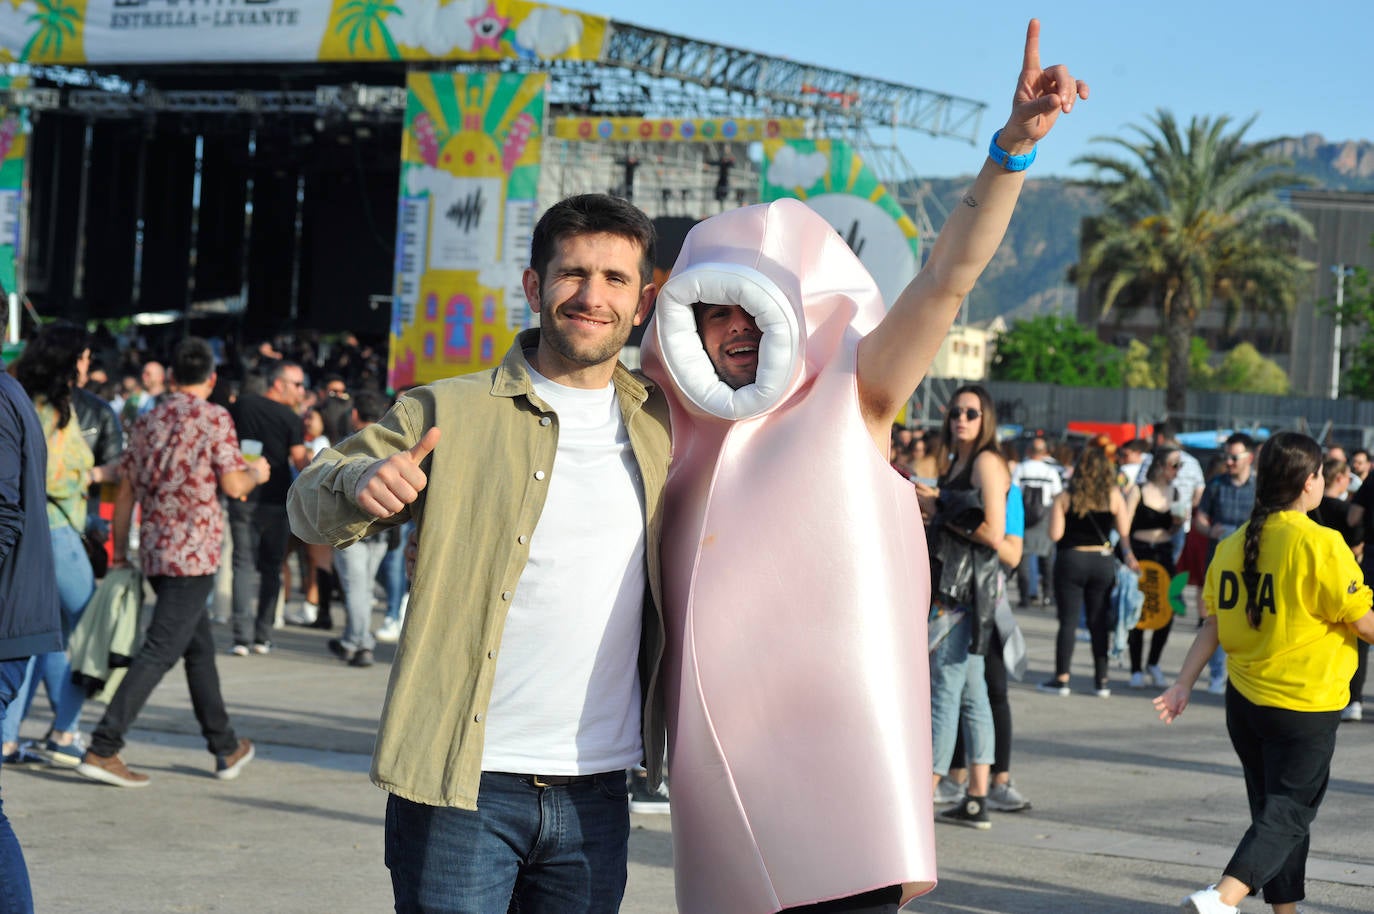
378, 519, 415, 622
0, 657, 35, 914
929, 611, 994, 776
333, 536, 388, 653
1, 526, 95, 745
385, 770, 630, 913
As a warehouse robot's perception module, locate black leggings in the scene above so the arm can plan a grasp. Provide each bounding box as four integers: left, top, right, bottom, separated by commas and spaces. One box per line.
781, 886, 902, 913
950, 626, 1011, 775
1052, 548, 1117, 683
1127, 540, 1175, 672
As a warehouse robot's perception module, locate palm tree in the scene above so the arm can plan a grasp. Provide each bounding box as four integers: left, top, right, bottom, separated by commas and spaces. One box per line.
1073, 110, 1313, 415
21, 0, 80, 61
336, 0, 403, 61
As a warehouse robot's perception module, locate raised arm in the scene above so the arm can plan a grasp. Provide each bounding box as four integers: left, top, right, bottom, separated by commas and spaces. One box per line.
856, 18, 1087, 441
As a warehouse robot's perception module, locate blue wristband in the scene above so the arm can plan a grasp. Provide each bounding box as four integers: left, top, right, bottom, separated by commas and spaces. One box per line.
988, 129, 1036, 171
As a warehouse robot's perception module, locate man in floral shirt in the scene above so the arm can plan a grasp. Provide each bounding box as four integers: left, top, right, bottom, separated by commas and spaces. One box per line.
76, 337, 269, 788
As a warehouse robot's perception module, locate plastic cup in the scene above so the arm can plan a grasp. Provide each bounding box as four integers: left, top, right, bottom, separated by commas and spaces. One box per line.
241, 439, 263, 461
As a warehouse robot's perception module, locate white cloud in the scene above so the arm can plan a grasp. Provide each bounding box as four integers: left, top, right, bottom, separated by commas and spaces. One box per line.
389, 0, 483, 56
767, 145, 829, 190
514, 8, 584, 58
0, 2, 37, 59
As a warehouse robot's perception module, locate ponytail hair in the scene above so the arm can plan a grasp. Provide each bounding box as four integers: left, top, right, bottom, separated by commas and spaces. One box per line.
1241, 432, 1321, 629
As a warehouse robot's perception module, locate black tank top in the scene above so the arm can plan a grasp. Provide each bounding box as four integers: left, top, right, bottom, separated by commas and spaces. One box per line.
1059, 507, 1115, 549
1131, 500, 1173, 534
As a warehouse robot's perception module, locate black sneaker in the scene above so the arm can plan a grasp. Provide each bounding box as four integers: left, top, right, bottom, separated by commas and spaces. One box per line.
327, 639, 354, 662
937, 795, 991, 830
1037, 678, 1070, 697
628, 770, 670, 814
349, 649, 375, 668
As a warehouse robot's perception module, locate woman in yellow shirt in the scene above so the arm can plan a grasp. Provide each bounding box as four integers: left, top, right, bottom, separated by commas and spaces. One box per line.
1155, 431, 1374, 914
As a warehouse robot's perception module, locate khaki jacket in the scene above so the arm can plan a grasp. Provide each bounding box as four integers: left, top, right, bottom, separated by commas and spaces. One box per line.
287, 331, 671, 808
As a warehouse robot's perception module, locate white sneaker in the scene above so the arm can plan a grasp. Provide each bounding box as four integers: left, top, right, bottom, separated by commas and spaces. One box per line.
1207, 676, 1228, 695
1341, 701, 1363, 722
1128, 671, 1146, 689
986, 779, 1031, 812
375, 616, 403, 644
1181, 885, 1238, 913
284, 601, 318, 626
1147, 664, 1170, 687
932, 776, 965, 805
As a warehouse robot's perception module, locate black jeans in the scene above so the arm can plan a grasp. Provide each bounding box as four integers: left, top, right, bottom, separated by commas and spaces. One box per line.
780, 886, 902, 913
1222, 685, 1339, 905
228, 499, 291, 646
950, 625, 1012, 775
90, 575, 239, 758
1052, 548, 1117, 683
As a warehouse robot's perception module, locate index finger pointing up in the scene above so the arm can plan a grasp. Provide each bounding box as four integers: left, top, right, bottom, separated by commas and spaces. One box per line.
408, 426, 442, 463
1023, 17, 1041, 73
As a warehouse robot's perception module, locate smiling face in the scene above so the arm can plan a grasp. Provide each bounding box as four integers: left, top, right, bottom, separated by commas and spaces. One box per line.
523, 231, 654, 387
695, 303, 762, 390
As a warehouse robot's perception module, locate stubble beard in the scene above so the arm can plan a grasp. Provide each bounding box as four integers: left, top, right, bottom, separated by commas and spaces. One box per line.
540, 297, 632, 369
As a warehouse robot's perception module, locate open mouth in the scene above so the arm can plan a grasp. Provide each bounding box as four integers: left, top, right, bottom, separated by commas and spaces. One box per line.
724, 342, 759, 359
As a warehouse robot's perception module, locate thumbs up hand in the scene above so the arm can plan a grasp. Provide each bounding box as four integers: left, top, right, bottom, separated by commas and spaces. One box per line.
354, 427, 441, 519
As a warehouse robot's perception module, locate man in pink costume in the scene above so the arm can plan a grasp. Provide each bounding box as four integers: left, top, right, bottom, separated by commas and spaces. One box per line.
640, 20, 1086, 913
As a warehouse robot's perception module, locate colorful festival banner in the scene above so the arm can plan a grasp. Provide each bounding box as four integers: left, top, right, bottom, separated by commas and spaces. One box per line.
761, 138, 919, 308
0, 0, 607, 65
0, 74, 27, 298
389, 71, 545, 390
552, 117, 808, 144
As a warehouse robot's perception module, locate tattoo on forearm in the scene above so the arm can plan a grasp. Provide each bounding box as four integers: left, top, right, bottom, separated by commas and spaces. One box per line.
962, 193, 979, 208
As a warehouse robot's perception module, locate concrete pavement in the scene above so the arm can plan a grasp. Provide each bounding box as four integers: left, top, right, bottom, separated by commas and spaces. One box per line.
4, 591, 1373, 913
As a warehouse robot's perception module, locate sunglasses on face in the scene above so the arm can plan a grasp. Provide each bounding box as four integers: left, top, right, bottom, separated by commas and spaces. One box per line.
950, 407, 982, 422
1166, 461, 1182, 469
1225, 452, 1248, 463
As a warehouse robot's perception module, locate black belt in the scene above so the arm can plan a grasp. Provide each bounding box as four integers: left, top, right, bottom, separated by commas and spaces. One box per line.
492, 771, 606, 788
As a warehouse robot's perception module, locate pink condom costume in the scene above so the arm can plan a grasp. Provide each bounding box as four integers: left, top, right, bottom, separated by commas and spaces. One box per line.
640, 198, 936, 913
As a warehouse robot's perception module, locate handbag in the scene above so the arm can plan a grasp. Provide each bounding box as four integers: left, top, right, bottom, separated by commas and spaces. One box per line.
47, 495, 110, 579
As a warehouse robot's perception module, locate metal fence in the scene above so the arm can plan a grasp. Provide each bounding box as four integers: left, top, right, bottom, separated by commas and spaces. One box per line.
910, 377, 1374, 450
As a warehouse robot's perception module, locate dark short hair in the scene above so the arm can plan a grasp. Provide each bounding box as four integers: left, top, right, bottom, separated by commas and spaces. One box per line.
172, 337, 216, 387
1225, 432, 1256, 453
267, 359, 302, 387
529, 194, 655, 285
351, 389, 390, 425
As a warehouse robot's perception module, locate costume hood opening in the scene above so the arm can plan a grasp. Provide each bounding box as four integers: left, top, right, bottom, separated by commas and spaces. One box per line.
653, 262, 801, 421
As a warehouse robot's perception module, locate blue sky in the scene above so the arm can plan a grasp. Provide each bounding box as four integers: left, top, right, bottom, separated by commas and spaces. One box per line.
576, 1, 1372, 179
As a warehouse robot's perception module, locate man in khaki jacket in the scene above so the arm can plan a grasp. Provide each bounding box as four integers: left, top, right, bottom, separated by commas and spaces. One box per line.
288, 193, 670, 913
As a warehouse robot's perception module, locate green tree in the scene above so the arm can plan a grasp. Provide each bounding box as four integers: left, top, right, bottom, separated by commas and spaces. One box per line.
1208, 342, 1290, 395
990, 315, 1123, 387
1073, 111, 1313, 415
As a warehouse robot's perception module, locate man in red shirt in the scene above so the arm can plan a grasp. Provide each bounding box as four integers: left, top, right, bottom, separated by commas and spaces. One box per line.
77, 338, 269, 788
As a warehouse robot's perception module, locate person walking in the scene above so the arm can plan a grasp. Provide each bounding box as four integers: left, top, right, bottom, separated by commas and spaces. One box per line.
1012, 436, 1062, 608
0, 361, 64, 914
3, 324, 97, 767
228, 359, 309, 651
77, 337, 268, 787
1155, 431, 1374, 914
1125, 446, 1185, 688
1041, 436, 1139, 697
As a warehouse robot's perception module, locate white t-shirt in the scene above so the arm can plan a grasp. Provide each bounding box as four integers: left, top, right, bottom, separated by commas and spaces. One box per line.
481, 367, 648, 775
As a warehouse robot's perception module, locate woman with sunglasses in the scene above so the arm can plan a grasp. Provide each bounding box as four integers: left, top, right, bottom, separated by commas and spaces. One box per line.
917, 384, 1007, 829
1042, 436, 1139, 697
1124, 446, 1185, 688
1156, 432, 1374, 914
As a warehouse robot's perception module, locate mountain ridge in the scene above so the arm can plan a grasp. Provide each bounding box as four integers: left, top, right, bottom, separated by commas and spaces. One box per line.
900, 135, 1374, 324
